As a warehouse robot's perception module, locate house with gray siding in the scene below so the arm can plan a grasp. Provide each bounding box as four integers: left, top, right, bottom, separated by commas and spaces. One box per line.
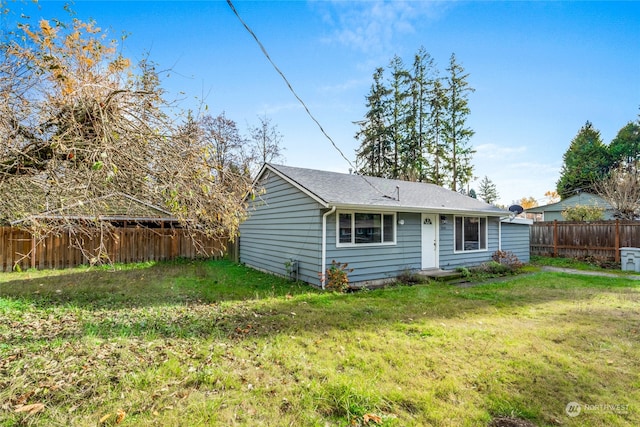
239, 164, 531, 288
524, 193, 615, 221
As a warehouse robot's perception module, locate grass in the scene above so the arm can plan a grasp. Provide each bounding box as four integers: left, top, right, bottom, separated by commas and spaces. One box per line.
530, 255, 624, 272
1, 259, 639, 426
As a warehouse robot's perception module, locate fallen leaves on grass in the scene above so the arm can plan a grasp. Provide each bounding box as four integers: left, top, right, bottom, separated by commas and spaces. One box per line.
363, 413, 382, 424
98, 410, 126, 424
14, 402, 45, 414
12, 390, 34, 406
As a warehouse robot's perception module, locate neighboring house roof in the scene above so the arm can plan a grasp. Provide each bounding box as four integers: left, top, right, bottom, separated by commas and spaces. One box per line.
11, 193, 177, 225
525, 193, 613, 214
258, 164, 508, 216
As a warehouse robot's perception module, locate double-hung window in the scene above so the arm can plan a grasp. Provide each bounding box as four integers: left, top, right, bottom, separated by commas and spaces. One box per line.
338, 212, 395, 246
454, 216, 487, 252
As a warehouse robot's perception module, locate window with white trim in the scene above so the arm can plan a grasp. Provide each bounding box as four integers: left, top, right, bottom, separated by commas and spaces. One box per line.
454, 216, 487, 251
337, 212, 395, 246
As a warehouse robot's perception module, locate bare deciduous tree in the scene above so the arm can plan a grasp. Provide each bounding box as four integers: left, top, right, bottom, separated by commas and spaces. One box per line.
595, 165, 640, 220
248, 115, 284, 174
201, 112, 248, 182
0, 9, 252, 260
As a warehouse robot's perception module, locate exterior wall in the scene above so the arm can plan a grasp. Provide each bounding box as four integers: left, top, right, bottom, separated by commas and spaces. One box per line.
239, 172, 324, 285
530, 193, 616, 221
325, 212, 421, 285
500, 221, 531, 263
543, 210, 615, 221
542, 211, 564, 222
438, 215, 501, 269
241, 177, 530, 287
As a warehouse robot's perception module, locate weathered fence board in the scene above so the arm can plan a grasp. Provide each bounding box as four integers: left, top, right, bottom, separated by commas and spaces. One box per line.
530, 220, 640, 261
0, 226, 227, 272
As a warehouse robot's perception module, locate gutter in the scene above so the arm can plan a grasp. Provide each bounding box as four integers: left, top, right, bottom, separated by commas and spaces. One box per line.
321, 206, 337, 290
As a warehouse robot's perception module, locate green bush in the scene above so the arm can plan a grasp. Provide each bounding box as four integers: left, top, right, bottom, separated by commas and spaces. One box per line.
561, 204, 605, 221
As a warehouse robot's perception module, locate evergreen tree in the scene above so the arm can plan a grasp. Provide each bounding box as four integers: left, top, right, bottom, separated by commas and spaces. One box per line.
609, 121, 640, 171
556, 121, 610, 199
355, 67, 391, 177
387, 55, 412, 179
355, 50, 477, 190
477, 175, 499, 204
442, 53, 475, 192
427, 77, 448, 186
407, 47, 435, 182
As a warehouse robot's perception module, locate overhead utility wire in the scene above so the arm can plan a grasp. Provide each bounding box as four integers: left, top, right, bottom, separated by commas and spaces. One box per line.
226, 0, 393, 200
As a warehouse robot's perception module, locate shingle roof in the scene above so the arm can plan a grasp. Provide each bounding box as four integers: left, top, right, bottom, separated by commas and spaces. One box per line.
11, 193, 176, 224
525, 193, 613, 213
263, 164, 507, 216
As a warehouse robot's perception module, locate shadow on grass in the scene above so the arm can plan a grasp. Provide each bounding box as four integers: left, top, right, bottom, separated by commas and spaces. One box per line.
2, 263, 638, 346
224, 271, 639, 333
0, 259, 312, 309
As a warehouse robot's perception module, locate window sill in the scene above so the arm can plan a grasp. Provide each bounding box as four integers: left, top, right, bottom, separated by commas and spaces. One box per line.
453, 249, 488, 254
336, 242, 397, 248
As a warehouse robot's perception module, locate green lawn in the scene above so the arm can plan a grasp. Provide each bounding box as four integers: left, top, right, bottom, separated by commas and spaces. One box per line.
0, 259, 638, 426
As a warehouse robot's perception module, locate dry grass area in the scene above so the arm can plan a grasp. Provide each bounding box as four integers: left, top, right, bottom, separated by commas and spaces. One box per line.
0, 259, 638, 426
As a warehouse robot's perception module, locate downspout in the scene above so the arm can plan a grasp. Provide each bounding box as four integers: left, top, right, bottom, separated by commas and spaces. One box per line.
321, 206, 337, 290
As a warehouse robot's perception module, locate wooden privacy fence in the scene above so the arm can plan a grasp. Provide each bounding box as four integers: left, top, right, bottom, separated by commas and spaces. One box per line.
530, 220, 640, 262
0, 226, 228, 272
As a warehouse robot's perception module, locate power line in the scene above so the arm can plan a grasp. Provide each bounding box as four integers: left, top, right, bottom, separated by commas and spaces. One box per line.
225, 0, 392, 200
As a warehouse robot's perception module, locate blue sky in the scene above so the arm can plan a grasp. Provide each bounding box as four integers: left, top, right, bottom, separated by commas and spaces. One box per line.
8, 1, 640, 205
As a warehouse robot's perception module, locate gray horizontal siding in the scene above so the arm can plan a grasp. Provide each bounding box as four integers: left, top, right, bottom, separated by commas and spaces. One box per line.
543, 211, 563, 222
241, 176, 530, 287
239, 172, 324, 285
501, 222, 531, 263
439, 215, 501, 269
325, 212, 421, 284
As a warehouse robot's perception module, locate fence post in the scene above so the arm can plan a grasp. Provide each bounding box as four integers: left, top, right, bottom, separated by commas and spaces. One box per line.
553, 220, 558, 257
615, 219, 620, 263
31, 232, 36, 270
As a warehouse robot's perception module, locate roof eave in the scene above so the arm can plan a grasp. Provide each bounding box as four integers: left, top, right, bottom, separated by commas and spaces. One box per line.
255, 164, 330, 208
326, 202, 507, 216
11, 215, 180, 225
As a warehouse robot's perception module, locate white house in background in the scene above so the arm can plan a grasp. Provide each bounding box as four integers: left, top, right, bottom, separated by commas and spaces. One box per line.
239, 164, 531, 288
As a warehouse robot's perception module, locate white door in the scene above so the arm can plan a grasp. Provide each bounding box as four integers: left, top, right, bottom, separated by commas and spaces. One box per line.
421, 213, 438, 269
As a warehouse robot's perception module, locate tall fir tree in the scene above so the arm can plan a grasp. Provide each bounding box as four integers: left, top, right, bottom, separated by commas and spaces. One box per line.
608, 120, 640, 171
355, 67, 391, 177
387, 55, 412, 179
427, 76, 447, 186
556, 121, 610, 199
409, 46, 437, 182
442, 53, 475, 192
355, 50, 476, 190
477, 175, 499, 204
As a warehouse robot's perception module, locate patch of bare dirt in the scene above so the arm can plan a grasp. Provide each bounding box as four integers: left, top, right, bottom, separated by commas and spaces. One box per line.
489, 416, 537, 427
